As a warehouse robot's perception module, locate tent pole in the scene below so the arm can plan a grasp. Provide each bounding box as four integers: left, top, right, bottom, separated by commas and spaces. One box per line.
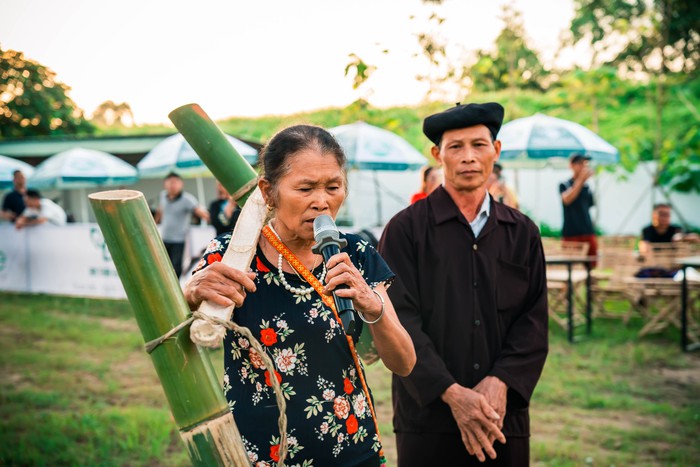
196, 177, 206, 225
80, 188, 89, 223
374, 171, 382, 227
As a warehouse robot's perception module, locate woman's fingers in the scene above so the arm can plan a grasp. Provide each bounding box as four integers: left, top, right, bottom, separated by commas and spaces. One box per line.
188, 264, 256, 308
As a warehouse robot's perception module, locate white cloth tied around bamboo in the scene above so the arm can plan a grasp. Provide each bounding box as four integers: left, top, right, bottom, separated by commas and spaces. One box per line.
189, 187, 269, 348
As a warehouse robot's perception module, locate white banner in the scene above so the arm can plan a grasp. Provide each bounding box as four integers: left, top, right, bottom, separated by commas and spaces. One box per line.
0, 223, 216, 299
0, 225, 30, 292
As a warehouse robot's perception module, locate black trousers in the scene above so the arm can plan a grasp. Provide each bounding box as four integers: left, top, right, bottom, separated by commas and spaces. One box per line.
164, 241, 185, 278
396, 432, 529, 467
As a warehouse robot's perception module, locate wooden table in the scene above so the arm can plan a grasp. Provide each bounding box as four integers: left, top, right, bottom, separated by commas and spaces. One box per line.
680, 256, 700, 352
546, 256, 595, 343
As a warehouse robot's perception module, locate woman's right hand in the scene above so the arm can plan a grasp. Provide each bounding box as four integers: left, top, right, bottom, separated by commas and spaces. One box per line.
184, 262, 257, 310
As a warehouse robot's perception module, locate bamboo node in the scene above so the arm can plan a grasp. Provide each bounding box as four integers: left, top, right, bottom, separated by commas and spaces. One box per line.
143, 310, 289, 466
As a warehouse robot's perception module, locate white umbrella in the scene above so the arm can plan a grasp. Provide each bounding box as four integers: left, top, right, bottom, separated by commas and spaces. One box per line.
0, 155, 35, 190
498, 113, 619, 166
137, 133, 258, 205
28, 148, 138, 221
330, 121, 426, 226
330, 121, 426, 170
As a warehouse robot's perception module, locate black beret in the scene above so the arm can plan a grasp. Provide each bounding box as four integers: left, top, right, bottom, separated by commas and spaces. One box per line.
423, 102, 504, 145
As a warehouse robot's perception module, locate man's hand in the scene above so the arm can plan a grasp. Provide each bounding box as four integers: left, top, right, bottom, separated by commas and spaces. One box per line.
577, 167, 594, 183
474, 376, 508, 430
441, 383, 506, 462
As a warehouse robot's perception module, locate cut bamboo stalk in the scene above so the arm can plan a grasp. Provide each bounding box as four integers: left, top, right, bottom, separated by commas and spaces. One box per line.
89, 189, 249, 466
168, 104, 267, 348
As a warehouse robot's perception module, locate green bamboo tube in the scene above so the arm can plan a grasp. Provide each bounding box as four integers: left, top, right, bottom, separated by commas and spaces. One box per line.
169, 103, 259, 205
89, 190, 249, 466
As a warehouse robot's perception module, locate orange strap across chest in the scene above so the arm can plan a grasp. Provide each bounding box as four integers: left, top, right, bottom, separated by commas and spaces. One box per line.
260, 225, 385, 463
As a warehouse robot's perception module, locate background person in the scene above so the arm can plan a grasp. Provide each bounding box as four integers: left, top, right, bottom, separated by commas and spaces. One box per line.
15, 189, 67, 229
184, 124, 415, 466
638, 203, 699, 257
559, 152, 597, 266
486, 162, 519, 209
410, 165, 443, 204
1, 170, 27, 222
208, 181, 241, 236
154, 172, 209, 278
379, 102, 548, 465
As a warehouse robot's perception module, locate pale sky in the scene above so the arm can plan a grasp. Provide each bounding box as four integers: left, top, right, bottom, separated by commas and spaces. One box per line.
2, 0, 575, 124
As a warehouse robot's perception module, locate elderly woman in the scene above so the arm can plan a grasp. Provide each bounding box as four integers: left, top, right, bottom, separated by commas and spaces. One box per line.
184, 124, 415, 466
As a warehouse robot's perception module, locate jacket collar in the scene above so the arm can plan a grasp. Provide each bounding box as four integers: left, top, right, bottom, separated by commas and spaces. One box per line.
430, 185, 518, 228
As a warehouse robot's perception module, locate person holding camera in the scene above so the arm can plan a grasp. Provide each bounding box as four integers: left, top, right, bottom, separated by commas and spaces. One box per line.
560, 152, 597, 266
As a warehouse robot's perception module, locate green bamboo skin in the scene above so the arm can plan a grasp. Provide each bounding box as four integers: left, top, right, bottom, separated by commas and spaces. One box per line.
89, 190, 249, 466
169, 104, 259, 205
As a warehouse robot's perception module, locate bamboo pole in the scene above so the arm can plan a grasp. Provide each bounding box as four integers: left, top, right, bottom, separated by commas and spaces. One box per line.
89, 190, 249, 466
168, 104, 267, 348
168, 104, 258, 205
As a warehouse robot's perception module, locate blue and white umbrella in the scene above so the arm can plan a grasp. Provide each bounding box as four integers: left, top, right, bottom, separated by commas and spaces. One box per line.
0, 155, 34, 190
28, 148, 138, 222
137, 133, 258, 178
330, 121, 427, 226
498, 114, 619, 165
330, 121, 426, 171
137, 133, 258, 205
28, 148, 138, 189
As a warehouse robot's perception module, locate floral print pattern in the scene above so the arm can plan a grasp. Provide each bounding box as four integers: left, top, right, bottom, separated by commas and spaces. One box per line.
194, 231, 393, 466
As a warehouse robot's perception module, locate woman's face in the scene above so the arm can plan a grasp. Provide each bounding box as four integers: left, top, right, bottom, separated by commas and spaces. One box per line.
263, 148, 346, 242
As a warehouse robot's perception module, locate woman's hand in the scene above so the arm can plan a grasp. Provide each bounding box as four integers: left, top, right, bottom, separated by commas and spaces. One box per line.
184, 262, 256, 311
322, 252, 381, 319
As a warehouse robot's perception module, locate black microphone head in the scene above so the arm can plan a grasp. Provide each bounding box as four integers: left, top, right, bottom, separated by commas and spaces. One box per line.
313, 214, 340, 242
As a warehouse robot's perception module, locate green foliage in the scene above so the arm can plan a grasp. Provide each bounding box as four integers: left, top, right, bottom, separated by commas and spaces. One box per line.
344, 54, 377, 91
467, 4, 548, 92
0, 48, 95, 138
91, 100, 135, 128
2, 292, 699, 465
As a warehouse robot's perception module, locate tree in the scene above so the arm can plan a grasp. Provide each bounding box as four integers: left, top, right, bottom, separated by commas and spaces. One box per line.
91, 100, 135, 128
0, 48, 94, 137
467, 5, 548, 94
555, 66, 623, 132
569, 0, 700, 193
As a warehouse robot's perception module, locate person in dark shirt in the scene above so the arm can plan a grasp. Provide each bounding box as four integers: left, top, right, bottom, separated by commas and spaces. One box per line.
208, 181, 241, 236
1, 170, 27, 222
559, 153, 597, 266
639, 203, 699, 256
379, 102, 548, 466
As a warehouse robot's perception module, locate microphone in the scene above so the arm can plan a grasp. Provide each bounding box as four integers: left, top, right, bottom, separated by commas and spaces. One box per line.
311, 214, 356, 334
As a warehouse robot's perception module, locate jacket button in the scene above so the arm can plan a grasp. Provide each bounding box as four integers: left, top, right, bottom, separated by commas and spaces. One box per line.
473, 244, 478, 251
474, 319, 481, 326
473, 363, 480, 370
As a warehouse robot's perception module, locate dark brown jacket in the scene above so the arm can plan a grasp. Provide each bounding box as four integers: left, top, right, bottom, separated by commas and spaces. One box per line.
378, 186, 548, 437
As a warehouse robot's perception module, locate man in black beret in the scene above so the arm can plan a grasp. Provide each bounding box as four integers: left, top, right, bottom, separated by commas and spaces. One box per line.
379, 102, 548, 465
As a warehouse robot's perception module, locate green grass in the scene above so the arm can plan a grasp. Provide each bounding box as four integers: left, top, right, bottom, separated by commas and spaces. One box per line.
1, 292, 698, 465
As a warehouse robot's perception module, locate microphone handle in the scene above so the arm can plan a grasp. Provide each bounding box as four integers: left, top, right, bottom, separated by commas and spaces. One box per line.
320, 245, 356, 334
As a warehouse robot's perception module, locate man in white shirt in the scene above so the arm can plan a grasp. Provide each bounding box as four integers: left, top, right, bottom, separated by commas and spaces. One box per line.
15, 189, 67, 229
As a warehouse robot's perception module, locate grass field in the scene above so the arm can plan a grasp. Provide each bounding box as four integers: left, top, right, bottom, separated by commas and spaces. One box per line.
1, 292, 698, 466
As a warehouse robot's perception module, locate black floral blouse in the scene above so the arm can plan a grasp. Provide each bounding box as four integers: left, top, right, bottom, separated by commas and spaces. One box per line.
193, 231, 394, 466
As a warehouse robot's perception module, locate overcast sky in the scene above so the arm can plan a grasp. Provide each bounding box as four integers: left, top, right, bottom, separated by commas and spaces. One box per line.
1, 0, 575, 124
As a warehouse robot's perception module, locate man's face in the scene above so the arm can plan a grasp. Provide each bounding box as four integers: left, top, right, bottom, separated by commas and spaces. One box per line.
164, 176, 183, 196
652, 207, 672, 229
24, 196, 40, 209
13, 171, 26, 190
571, 160, 588, 177
431, 125, 501, 193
